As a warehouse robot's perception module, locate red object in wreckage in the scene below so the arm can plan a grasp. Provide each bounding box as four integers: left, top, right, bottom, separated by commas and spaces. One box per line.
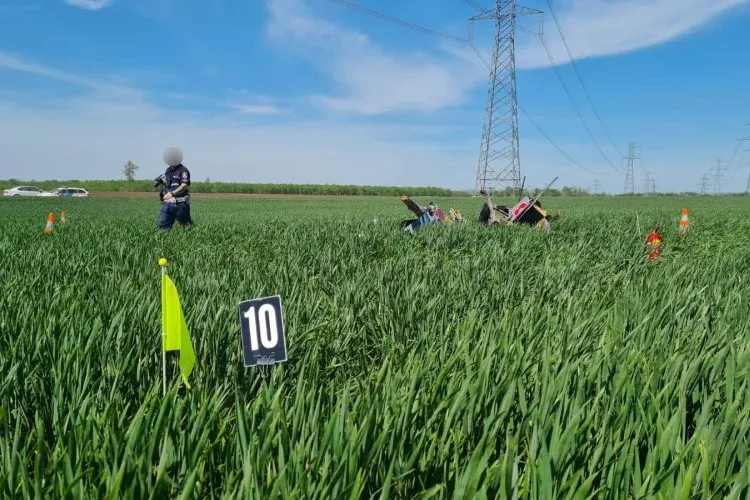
646, 229, 663, 261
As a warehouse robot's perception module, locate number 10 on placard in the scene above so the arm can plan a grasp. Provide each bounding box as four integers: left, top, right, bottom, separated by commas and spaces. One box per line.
238, 295, 287, 368
243, 304, 279, 350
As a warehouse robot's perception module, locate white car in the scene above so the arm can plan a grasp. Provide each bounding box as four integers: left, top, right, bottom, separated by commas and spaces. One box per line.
2, 186, 47, 197
40, 187, 90, 198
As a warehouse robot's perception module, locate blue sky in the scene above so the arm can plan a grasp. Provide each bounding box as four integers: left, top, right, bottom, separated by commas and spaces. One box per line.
0, 0, 749, 193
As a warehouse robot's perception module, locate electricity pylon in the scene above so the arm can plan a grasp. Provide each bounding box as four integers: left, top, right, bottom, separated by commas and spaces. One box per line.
711, 158, 727, 195
699, 174, 710, 195
473, 0, 543, 195
623, 142, 640, 194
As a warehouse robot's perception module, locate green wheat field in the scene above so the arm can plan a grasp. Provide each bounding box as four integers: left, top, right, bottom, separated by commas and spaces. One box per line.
1, 195, 749, 499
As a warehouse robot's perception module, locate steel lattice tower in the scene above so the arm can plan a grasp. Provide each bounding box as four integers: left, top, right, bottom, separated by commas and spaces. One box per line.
623, 142, 638, 194
741, 126, 749, 194
700, 174, 710, 195
711, 158, 726, 195
643, 171, 651, 195
472, 1, 542, 194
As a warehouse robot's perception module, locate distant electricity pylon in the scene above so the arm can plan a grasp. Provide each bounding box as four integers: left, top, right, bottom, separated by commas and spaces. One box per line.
643, 171, 651, 195
740, 123, 750, 150
741, 126, 750, 194
473, 0, 543, 194
592, 179, 600, 194
711, 158, 727, 195
623, 142, 640, 194
699, 174, 710, 195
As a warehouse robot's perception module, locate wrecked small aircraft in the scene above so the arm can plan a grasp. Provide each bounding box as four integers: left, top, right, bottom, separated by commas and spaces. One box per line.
400, 196, 463, 233
477, 177, 560, 230
398, 177, 560, 233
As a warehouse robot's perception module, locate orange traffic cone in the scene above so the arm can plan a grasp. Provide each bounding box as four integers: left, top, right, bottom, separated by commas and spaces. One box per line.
44, 213, 55, 234
60, 211, 67, 224
678, 208, 689, 233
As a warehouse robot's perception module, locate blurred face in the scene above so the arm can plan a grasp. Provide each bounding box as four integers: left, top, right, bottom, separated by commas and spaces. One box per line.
163, 147, 183, 167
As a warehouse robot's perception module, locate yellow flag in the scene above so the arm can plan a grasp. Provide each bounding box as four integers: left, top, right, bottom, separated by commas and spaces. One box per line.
161, 273, 195, 389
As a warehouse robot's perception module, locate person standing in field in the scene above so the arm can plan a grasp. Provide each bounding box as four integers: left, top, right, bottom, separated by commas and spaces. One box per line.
155, 147, 193, 230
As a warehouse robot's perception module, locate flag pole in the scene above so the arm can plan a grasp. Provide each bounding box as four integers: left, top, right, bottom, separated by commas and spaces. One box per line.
159, 258, 168, 396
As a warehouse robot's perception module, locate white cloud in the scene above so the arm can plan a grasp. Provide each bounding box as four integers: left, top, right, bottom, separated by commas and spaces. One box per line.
0, 51, 142, 99
1, 90, 633, 192
63, 0, 113, 10
0, 50, 718, 193
3, 0, 744, 193
0, 53, 481, 188
0, 53, 582, 190
0, 98, 485, 189
0, 51, 285, 118
227, 104, 283, 115
263, 0, 750, 116
164, 91, 286, 115
514, 0, 750, 69
265, 0, 486, 116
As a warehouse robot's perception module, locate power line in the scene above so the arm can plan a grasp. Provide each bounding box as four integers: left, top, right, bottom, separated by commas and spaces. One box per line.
699, 174, 710, 195
323, 0, 615, 182
542, 0, 624, 159
730, 124, 749, 167
471, 0, 531, 193
465, 0, 627, 169
517, 103, 606, 175
725, 123, 750, 184
459, 0, 492, 12
623, 142, 640, 194
324, 0, 468, 42
721, 137, 744, 183
711, 158, 727, 195
468, 33, 607, 176
463, 0, 625, 179
469, 44, 608, 176
537, 33, 623, 174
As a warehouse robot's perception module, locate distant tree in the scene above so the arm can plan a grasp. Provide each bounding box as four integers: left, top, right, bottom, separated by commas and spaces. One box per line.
560, 185, 588, 197
122, 161, 139, 182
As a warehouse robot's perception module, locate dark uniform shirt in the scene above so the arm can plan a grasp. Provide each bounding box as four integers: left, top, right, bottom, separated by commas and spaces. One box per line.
164, 164, 190, 198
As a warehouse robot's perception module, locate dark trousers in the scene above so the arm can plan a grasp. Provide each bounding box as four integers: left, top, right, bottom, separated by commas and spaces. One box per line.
157, 201, 192, 229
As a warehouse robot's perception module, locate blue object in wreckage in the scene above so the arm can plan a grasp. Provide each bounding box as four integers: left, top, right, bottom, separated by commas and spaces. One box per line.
404, 208, 445, 233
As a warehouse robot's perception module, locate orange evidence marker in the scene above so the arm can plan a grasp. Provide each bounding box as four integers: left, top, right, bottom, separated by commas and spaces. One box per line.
60, 211, 68, 224
678, 208, 689, 233
44, 213, 55, 234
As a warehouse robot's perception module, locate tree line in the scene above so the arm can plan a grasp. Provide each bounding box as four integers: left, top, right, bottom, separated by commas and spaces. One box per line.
3, 177, 746, 197
0, 179, 462, 197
